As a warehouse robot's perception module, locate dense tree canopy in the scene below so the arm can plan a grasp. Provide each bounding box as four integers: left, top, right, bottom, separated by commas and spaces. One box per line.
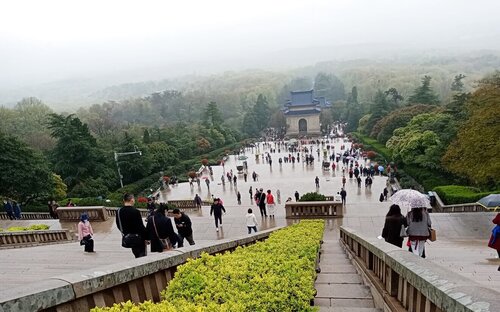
442, 72, 500, 187
0, 132, 55, 202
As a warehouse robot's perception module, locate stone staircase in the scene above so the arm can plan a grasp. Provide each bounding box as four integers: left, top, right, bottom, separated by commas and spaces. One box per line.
314, 230, 381, 312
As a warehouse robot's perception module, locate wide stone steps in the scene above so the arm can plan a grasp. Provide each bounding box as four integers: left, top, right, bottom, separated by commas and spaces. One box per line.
314, 236, 381, 312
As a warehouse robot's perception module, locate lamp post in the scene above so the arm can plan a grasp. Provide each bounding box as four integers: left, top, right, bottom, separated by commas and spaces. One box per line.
114, 145, 142, 188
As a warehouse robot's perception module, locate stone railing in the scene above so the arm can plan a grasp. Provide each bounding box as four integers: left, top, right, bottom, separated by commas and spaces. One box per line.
168, 200, 211, 209
0, 212, 52, 220
285, 201, 343, 219
56, 206, 109, 222
0, 227, 283, 312
339, 226, 500, 312
0, 230, 72, 248
431, 191, 487, 213
106, 207, 149, 218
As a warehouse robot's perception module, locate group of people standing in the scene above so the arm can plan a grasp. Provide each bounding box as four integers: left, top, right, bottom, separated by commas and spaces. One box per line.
3, 199, 21, 220
114, 193, 195, 258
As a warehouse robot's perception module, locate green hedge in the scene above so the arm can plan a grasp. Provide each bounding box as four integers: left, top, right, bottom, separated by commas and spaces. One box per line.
433, 185, 498, 205
299, 192, 327, 202
91, 220, 324, 312
351, 132, 392, 160
0, 224, 50, 232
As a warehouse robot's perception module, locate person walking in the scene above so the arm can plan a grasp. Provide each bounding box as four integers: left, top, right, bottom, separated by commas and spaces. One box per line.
381, 204, 407, 248
116, 193, 148, 258
172, 209, 195, 246
487, 213, 500, 271
340, 188, 347, 206
246, 208, 258, 234
249, 186, 253, 200
233, 175, 237, 186
315, 176, 320, 188
237, 191, 242, 204
146, 205, 180, 252
294, 191, 300, 202
194, 194, 202, 209
12, 201, 21, 220
406, 207, 431, 258
3, 200, 14, 220
266, 190, 276, 218
258, 188, 267, 217
383, 187, 389, 201
342, 176, 346, 188
78, 213, 94, 253
205, 178, 210, 190
210, 198, 226, 232
243, 172, 247, 182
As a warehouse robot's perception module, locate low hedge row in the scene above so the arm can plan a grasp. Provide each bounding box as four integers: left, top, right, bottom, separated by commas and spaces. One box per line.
0, 224, 50, 232
433, 185, 498, 205
91, 220, 324, 312
299, 192, 327, 202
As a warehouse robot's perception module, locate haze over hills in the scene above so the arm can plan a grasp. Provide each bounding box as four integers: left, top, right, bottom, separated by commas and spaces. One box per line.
1, 47, 499, 111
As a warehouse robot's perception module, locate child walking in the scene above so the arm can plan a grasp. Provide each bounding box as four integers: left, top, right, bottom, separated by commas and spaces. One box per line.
246, 208, 258, 234
78, 213, 95, 253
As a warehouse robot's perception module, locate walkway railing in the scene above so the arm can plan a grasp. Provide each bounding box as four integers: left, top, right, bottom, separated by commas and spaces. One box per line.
0, 230, 72, 248
339, 226, 500, 312
431, 191, 487, 213
0, 212, 53, 220
285, 201, 343, 218
56, 206, 110, 221
0, 227, 283, 312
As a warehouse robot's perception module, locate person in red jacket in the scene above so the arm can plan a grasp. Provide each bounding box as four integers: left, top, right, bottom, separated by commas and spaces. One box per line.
487, 213, 500, 271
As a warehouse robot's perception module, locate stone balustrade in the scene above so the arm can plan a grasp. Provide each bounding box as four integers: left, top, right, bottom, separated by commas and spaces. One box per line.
339, 226, 500, 312
56, 206, 109, 222
285, 201, 343, 219
431, 191, 487, 213
0, 227, 281, 312
0, 212, 52, 220
168, 200, 210, 209
106, 207, 149, 218
0, 230, 72, 248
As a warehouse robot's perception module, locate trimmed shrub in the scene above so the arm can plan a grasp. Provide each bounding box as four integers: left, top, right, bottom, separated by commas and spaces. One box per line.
433, 185, 498, 205
0, 224, 50, 232
91, 220, 324, 312
299, 192, 327, 202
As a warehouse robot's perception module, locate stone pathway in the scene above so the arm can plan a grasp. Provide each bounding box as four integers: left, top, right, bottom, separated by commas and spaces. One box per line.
314, 225, 381, 312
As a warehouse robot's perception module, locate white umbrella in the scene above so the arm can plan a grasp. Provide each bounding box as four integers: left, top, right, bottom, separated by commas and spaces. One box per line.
390, 189, 430, 210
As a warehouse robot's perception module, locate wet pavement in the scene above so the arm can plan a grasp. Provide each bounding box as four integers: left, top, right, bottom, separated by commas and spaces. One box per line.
0, 138, 498, 292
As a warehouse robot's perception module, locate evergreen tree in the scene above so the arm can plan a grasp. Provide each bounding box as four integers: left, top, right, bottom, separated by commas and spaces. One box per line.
364, 90, 389, 136
446, 74, 470, 120
345, 87, 363, 132
0, 132, 54, 202
203, 102, 223, 128
384, 88, 404, 109
252, 94, 271, 132
408, 76, 440, 105
314, 72, 346, 102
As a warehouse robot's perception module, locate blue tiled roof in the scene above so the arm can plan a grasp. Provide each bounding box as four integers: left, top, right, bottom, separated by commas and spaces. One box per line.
317, 96, 332, 108
284, 108, 321, 116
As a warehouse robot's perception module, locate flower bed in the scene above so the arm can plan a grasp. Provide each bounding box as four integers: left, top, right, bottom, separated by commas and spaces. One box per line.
92, 220, 324, 312
0, 224, 50, 232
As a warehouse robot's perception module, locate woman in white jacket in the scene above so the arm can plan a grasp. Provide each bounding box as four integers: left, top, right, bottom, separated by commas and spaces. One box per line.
245, 208, 258, 234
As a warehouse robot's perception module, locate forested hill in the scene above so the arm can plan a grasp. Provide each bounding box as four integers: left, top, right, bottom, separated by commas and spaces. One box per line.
1, 52, 499, 111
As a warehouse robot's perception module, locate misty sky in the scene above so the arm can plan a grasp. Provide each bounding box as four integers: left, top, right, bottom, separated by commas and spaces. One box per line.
1, 0, 500, 88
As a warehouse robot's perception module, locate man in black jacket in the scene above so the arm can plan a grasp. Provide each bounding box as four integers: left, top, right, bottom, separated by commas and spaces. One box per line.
258, 188, 267, 217
116, 193, 148, 258
172, 208, 195, 246
210, 198, 226, 231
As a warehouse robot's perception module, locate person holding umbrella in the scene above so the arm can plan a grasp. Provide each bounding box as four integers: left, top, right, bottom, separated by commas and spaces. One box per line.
391, 189, 433, 258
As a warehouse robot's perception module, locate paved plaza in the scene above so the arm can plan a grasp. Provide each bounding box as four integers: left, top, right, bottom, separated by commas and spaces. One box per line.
0, 139, 498, 294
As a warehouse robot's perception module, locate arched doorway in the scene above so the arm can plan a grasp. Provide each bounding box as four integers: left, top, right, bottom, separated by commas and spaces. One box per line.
298, 118, 307, 134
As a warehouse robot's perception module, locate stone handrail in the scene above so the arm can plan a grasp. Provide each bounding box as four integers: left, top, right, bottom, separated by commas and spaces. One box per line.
106, 207, 149, 218
339, 226, 500, 312
168, 200, 211, 208
56, 206, 109, 221
285, 201, 343, 218
0, 227, 283, 312
431, 191, 487, 213
0, 230, 72, 248
0, 212, 53, 220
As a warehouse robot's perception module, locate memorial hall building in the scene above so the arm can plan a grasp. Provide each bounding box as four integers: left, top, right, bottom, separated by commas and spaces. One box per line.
284, 90, 330, 137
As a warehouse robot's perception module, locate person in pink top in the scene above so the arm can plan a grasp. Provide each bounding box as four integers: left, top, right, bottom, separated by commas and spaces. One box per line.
78, 213, 95, 253
266, 190, 276, 218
